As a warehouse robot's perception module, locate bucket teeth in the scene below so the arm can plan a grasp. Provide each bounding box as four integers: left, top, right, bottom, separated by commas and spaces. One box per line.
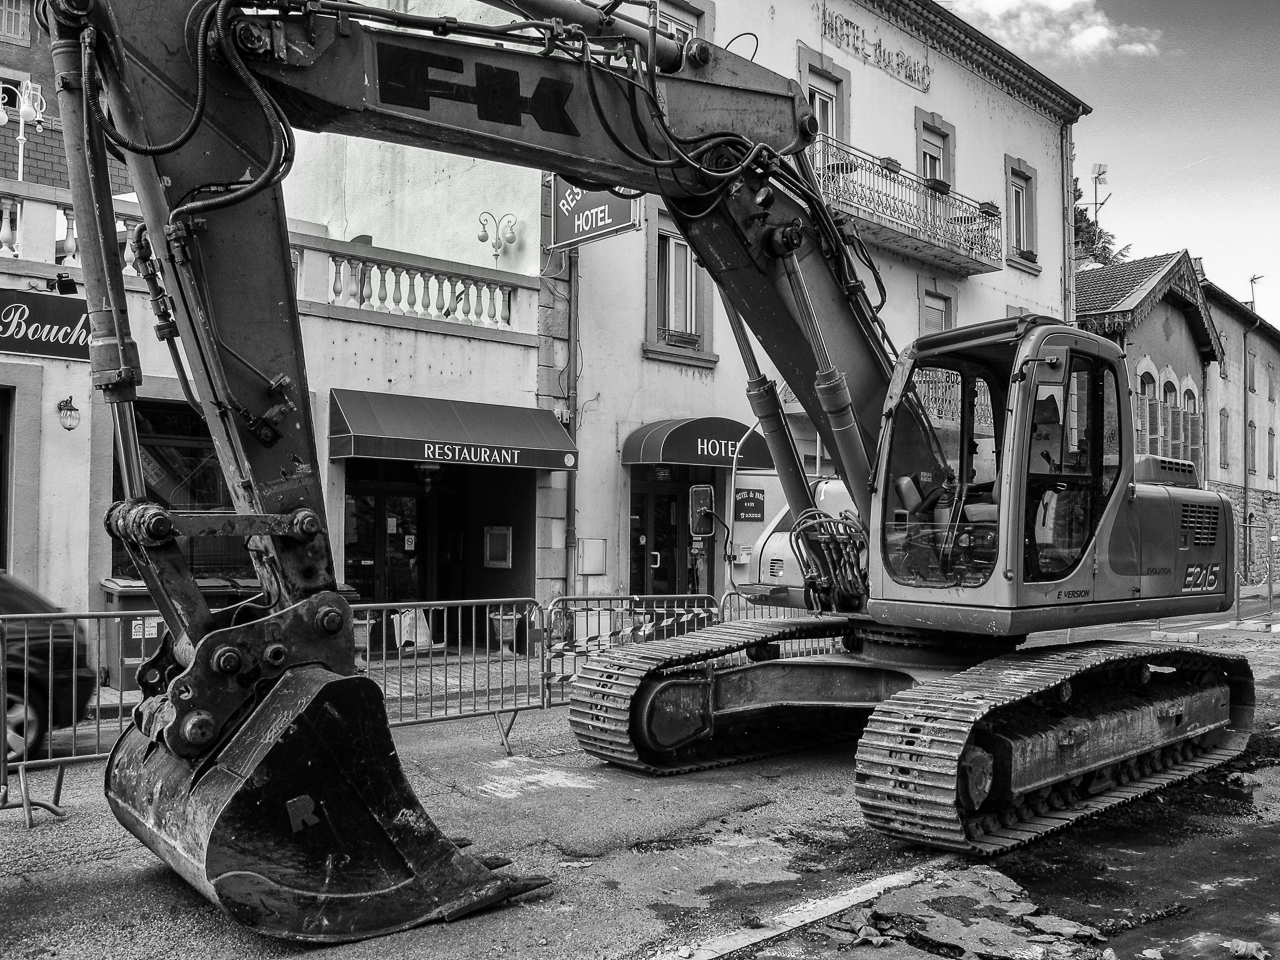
106, 665, 550, 943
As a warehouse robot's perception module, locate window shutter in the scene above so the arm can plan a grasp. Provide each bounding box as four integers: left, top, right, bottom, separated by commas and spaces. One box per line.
1147, 398, 1161, 456
1189, 413, 1202, 479
1169, 407, 1183, 460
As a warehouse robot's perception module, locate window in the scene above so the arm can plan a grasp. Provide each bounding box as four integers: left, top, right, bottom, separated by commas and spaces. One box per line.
882, 365, 1003, 589
1004, 156, 1039, 265
1249, 352, 1257, 393
1163, 382, 1178, 409
0, 0, 29, 43
1220, 409, 1229, 468
922, 292, 950, 335
808, 81, 836, 170
799, 48, 850, 145
1183, 389, 1197, 414
1139, 372, 1156, 397
1249, 420, 1258, 474
918, 278, 957, 336
1220, 335, 1229, 379
1269, 428, 1276, 479
914, 108, 954, 186
657, 231, 696, 344
658, 10, 694, 45
111, 400, 255, 580
1270, 364, 1275, 402
1023, 355, 1118, 582
645, 206, 712, 363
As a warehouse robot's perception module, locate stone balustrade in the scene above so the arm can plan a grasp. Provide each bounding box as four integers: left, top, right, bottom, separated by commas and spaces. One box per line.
0, 177, 535, 332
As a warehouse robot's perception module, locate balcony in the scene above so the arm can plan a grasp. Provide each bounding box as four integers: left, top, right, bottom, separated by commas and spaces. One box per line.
810, 134, 1003, 276
0, 177, 535, 335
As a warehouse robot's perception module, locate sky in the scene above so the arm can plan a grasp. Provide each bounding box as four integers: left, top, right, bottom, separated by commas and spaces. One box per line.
945, 0, 1280, 319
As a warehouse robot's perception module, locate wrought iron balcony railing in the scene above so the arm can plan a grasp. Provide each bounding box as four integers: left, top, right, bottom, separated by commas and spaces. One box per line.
809, 134, 1004, 276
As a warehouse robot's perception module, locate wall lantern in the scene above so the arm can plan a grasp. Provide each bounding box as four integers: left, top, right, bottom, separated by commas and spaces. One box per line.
57, 396, 80, 431
476, 212, 518, 265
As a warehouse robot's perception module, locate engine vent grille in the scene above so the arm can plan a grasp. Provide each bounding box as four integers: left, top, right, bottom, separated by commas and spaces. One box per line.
1180, 503, 1219, 546
768, 558, 785, 578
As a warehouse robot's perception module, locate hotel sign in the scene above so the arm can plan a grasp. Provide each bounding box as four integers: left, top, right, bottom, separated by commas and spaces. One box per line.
0, 290, 90, 362
821, 10, 933, 92
549, 175, 640, 250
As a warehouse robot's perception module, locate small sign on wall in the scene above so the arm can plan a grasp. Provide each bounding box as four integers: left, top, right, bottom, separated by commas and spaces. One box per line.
734, 488, 766, 522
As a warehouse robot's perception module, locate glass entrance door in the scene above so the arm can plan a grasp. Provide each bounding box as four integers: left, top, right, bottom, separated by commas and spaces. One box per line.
344, 491, 427, 602
629, 488, 686, 595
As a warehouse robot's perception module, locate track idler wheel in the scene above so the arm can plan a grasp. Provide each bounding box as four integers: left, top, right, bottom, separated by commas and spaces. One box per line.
105, 665, 548, 942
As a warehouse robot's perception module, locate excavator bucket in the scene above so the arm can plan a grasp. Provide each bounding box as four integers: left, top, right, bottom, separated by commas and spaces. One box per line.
106, 664, 548, 942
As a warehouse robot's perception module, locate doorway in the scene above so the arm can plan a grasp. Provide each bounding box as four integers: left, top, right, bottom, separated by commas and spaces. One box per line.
343, 459, 436, 603
628, 465, 716, 596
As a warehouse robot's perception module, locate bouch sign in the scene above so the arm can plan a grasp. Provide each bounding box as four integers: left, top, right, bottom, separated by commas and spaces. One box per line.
550, 175, 640, 250
821, 9, 933, 92
0, 290, 90, 362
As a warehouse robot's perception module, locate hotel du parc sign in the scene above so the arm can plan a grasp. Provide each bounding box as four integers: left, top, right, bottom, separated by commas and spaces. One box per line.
0, 290, 91, 363
820, 4, 933, 93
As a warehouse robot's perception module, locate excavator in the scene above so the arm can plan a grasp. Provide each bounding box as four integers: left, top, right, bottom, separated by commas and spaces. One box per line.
41, 0, 1253, 943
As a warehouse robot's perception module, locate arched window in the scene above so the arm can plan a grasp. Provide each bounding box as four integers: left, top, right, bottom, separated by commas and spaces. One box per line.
1140, 372, 1156, 397
1183, 389, 1197, 414
1163, 382, 1178, 408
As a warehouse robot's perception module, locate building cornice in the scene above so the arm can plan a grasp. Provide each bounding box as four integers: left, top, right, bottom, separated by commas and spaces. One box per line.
851, 0, 1091, 124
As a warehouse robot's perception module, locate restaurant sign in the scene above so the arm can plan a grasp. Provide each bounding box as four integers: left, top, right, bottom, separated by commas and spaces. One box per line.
549, 175, 640, 250
0, 290, 90, 363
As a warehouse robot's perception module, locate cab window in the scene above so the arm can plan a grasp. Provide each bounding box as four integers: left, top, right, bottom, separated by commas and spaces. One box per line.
1023, 355, 1121, 582
883, 363, 1002, 588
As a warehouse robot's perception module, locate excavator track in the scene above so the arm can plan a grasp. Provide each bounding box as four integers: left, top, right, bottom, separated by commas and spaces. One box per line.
570, 616, 857, 774
855, 640, 1255, 854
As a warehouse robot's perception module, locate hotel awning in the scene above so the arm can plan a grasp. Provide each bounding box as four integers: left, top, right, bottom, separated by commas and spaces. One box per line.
621, 417, 772, 469
329, 389, 577, 470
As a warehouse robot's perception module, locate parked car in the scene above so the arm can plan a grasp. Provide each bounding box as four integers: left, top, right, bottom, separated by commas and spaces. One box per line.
2, 572, 96, 763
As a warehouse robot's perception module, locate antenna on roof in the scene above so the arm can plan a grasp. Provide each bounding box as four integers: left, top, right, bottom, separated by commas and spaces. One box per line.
1250, 274, 1264, 312
1090, 163, 1110, 228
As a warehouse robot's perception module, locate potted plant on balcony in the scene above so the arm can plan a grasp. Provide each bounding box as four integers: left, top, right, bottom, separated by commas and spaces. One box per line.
978, 201, 1000, 218
1017, 248, 1038, 263
879, 156, 902, 174
924, 177, 950, 195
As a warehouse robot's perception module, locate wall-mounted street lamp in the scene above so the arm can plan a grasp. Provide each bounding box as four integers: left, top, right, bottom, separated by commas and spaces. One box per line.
0, 80, 46, 183
57, 396, 80, 431
476, 212, 518, 265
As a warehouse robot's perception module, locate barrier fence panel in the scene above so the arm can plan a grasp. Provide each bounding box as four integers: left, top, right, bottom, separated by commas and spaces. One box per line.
718, 591, 840, 660
352, 598, 544, 724
543, 594, 719, 702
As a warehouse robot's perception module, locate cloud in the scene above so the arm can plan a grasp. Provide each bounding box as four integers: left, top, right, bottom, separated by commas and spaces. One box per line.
946, 0, 1161, 62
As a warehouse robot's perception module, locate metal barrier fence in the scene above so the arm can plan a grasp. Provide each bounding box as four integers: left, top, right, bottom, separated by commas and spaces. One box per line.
2, 591, 816, 823
542, 594, 720, 701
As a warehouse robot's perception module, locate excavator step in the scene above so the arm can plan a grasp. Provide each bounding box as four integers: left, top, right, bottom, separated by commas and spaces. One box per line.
106, 665, 548, 942
854, 640, 1254, 854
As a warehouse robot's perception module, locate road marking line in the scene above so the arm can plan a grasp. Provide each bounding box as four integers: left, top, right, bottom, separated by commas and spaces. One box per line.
655, 859, 950, 960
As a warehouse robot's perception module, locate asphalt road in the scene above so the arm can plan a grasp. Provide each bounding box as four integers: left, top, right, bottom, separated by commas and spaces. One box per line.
2, 600, 1277, 960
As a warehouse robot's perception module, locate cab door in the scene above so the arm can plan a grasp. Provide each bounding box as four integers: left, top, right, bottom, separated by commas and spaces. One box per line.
1016, 343, 1119, 606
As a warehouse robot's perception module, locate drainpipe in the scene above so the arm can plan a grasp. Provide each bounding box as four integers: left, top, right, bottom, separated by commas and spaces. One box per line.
1061, 120, 1074, 322
1244, 310, 1261, 569
565, 247, 580, 597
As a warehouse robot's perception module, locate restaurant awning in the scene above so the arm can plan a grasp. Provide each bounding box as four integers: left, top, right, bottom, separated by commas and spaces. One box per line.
329, 389, 577, 470
621, 417, 772, 469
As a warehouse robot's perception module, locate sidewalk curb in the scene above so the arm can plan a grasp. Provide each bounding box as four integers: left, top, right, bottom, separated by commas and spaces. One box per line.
655, 860, 948, 960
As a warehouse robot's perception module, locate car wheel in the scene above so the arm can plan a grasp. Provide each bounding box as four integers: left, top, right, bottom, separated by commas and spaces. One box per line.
5, 688, 47, 763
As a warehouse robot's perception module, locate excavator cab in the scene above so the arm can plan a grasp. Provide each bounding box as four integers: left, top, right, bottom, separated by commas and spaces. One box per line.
868, 316, 1233, 635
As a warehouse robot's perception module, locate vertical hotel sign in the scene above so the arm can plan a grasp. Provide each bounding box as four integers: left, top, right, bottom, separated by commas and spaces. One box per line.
0, 290, 91, 362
